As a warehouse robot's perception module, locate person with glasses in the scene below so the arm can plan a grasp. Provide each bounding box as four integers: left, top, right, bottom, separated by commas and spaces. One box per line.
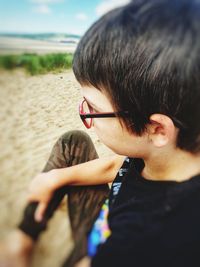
68, 1, 200, 266
2, 0, 200, 266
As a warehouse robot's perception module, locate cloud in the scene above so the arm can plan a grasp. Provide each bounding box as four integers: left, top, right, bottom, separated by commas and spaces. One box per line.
30, 0, 63, 4
30, 0, 64, 15
75, 13, 88, 21
33, 4, 51, 14
96, 0, 131, 16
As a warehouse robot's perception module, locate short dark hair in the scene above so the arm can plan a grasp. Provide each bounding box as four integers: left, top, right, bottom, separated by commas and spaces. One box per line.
73, 0, 200, 153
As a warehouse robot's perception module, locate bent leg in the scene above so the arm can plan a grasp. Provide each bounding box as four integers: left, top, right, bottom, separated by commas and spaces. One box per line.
18, 131, 109, 259
62, 184, 109, 267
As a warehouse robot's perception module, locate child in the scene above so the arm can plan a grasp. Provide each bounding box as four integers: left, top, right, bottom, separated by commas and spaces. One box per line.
2, 0, 200, 266
71, 0, 200, 265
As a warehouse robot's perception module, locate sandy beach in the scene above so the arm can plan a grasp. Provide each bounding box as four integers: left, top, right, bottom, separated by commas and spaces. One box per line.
0, 69, 114, 267
0, 36, 77, 54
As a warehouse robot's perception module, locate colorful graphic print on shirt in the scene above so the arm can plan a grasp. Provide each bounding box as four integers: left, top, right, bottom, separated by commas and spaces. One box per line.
87, 157, 131, 257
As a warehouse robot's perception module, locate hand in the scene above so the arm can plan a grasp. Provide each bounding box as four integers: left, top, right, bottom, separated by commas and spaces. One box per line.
27, 170, 58, 222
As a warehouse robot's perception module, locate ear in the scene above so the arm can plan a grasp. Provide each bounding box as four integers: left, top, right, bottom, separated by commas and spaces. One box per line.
147, 114, 177, 148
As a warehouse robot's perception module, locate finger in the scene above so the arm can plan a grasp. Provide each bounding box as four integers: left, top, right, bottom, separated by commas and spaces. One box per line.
27, 194, 37, 203
35, 202, 47, 222
27, 194, 33, 202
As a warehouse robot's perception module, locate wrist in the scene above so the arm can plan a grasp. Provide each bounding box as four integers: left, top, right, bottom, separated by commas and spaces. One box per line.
48, 169, 62, 190
48, 168, 71, 190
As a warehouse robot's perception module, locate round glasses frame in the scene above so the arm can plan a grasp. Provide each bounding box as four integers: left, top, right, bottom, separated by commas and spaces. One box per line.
79, 99, 129, 129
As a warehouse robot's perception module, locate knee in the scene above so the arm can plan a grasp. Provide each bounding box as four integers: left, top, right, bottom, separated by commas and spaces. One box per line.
59, 130, 92, 146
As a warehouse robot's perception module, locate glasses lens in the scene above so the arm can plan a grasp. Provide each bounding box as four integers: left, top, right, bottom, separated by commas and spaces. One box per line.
82, 100, 92, 127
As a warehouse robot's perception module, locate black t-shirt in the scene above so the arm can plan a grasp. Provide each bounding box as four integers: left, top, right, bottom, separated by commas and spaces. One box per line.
91, 158, 200, 267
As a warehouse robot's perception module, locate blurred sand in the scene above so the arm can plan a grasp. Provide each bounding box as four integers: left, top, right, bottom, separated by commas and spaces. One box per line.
0, 69, 114, 267
0, 37, 77, 54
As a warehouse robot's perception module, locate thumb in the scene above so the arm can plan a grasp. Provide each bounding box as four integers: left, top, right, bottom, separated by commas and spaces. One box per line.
35, 202, 48, 222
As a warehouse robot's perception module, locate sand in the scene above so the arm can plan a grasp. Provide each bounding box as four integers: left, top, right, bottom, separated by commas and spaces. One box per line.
0, 69, 114, 267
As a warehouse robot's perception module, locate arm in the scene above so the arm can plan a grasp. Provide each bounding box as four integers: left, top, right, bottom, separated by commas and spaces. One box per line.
51, 154, 125, 187
28, 155, 125, 221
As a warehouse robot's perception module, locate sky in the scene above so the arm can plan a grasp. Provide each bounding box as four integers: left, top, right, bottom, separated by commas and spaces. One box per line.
0, 0, 131, 36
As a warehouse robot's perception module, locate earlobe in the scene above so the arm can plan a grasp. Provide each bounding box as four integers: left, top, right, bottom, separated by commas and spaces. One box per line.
153, 136, 169, 147
148, 114, 176, 148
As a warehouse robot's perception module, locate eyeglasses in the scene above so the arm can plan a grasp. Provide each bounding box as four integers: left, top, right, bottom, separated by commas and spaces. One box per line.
79, 99, 188, 130
79, 99, 129, 129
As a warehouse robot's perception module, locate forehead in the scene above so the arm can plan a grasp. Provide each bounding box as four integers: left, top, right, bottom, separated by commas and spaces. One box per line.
81, 85, 103, 98
81, 85, 113, 108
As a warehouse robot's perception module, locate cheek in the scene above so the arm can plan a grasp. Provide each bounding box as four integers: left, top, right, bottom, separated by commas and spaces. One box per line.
93, 119, 124, 150
93, 120, 109, 141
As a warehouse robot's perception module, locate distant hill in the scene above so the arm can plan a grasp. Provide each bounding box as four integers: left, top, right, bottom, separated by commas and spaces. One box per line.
0, 33, 81, 44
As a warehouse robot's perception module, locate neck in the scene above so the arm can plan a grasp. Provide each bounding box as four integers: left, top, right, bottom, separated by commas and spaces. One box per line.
142, 148, 200, 182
